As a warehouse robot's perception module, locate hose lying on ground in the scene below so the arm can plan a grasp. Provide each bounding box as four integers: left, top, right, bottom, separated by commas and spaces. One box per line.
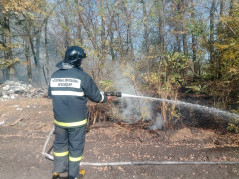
42, 127, 239, 166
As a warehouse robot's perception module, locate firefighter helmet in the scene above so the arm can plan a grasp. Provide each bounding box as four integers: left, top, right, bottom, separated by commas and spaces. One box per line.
64, 46, 86, 66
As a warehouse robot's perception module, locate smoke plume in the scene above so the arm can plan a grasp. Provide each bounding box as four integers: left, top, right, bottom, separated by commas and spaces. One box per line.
112, 62, 164, 129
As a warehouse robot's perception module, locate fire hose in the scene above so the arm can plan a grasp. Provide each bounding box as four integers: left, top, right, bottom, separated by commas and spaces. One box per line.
42, 127, 239, 166
104, 92, 122, 97
42, 91, 239, 166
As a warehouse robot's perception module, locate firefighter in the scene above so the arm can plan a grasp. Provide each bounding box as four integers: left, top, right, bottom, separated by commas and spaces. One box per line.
48, 46, 109, 179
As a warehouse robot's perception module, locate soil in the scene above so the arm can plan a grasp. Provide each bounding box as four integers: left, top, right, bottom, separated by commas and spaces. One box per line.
0, 98, 239, 179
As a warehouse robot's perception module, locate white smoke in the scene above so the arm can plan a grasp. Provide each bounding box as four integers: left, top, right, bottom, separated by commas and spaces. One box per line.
149, 113, 164, 130
112, 62, 164, 129
113, 64, 142, 123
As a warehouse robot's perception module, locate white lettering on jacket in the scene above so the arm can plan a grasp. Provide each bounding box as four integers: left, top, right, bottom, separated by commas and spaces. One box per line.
50, 78, 81, 89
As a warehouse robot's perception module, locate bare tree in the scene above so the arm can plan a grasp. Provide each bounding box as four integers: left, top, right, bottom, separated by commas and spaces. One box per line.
76, 0, 99, 51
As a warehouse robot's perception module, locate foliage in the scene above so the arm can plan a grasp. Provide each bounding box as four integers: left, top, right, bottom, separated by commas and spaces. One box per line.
200, 1, 239, 109
0, 58, 20, 69
1, 0, 46, 15
143, 52, 190, 90
227, 123, 239, 133
162, 52, 190, 83
140, 52, 191, 127
185, 83, 207, 94
99, 80, 114, 91
186, 18, 207, 37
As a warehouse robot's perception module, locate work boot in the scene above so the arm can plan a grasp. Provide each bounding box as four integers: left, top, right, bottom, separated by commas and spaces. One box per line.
52, 172, 60, 179
77, 169, 85, 179
70, 169, 86, 179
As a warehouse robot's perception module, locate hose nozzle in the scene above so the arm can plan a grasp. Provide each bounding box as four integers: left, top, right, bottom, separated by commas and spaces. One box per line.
104, 92, 122, 97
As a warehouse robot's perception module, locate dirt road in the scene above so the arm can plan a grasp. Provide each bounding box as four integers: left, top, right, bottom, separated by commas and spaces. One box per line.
0, 98, 239, 179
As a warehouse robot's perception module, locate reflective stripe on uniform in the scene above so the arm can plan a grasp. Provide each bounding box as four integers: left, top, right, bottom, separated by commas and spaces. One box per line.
54, 119, 87, 127
51, 91, 85, 96
100, 91, 104, 103
54, 151, 69, 157
69, 155, 83, 162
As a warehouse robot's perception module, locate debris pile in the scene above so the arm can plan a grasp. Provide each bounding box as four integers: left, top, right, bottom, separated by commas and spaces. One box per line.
0, 80, 47, 100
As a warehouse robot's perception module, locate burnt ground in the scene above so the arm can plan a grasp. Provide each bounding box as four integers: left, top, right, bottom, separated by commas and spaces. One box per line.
0, 98, 239, 179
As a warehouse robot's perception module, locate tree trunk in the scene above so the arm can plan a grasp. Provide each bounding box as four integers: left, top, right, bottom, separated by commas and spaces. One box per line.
158, 0, 166, 53
175, 1, 181, 53
99, 0, 107, 59
63, 0, 71, 48
3, 13, 14, 80
219, 0, 225, 26
75, 0, 83, 45
77, 20, 83, 45
181, 0, 188, 55
29, 35, 37, 69
114, 15, 124, 59
142, 0, 149, 55
217, 0, 225, 79
209, 0, 216, 79
0, 34, 6, 79
44, 20, 50, 81
229, 0, 235, 15
107, 5, 115, 61
35, 29, 41, 77
25, 36, 32, 83
76, 5, 83, 45
123, 1, 135, 60
23, 16, 32, 82
191, 0, 198, 76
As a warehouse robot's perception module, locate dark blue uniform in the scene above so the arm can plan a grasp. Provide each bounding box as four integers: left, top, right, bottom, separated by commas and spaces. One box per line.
48, 62, 107, 178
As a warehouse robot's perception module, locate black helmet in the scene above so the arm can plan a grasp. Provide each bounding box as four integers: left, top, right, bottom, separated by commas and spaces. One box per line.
64, 46, 87, 66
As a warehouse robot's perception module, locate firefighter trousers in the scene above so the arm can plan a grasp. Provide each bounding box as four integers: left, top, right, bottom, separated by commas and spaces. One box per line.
53, 124, 86, 179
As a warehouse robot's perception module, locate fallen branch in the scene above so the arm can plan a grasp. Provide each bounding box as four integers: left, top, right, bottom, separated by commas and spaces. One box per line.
10, 118, 24, 126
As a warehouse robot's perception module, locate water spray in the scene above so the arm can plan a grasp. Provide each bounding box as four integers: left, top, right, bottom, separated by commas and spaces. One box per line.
104, 92, 239, 121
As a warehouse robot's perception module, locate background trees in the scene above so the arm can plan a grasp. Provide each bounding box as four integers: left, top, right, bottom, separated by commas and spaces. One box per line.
0, 0, 238, 120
